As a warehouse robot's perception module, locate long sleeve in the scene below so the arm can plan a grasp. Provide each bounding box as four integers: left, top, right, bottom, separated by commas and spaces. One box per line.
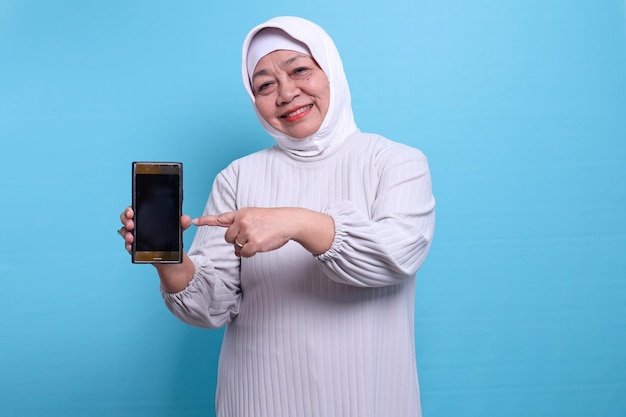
317, 142, 435, 287
161, 169, 242, 329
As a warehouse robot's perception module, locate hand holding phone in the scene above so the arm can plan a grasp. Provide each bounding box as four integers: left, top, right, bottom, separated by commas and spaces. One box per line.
131, 162, 183, 263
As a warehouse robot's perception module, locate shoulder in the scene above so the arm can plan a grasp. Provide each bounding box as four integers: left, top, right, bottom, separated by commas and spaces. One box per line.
348, 131, 429, 166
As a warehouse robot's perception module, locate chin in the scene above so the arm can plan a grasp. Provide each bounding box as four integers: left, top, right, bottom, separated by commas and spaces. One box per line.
288, 133, 311, 140
282, 124, 320, 140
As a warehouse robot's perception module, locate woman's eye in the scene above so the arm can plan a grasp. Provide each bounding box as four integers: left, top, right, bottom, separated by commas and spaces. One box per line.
293, 67, 310, 75
257, 82, 273, 93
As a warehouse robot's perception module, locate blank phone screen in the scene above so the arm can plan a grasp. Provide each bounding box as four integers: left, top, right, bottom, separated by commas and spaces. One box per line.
134, 173, 180, 251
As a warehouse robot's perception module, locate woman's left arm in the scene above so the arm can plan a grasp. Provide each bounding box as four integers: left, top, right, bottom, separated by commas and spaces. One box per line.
316, 146, 435, 287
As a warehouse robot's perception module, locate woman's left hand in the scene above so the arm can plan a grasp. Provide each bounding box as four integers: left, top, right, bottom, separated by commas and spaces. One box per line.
192, 207, 334, 257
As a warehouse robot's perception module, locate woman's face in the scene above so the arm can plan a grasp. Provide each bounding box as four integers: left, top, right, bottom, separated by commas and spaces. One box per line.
251, 50, 330, 139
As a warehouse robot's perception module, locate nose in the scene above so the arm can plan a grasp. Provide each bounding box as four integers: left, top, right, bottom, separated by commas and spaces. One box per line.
277, 78, 300, 105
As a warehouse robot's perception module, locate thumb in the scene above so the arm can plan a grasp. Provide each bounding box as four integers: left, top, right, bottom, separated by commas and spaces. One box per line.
192, 212, 235, 228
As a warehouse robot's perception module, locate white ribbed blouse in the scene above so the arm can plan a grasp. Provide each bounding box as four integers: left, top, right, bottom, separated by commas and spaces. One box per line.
162, 130, 435, 417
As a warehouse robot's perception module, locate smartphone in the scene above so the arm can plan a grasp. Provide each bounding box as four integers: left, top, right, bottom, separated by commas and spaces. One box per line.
131, 162, 183, 263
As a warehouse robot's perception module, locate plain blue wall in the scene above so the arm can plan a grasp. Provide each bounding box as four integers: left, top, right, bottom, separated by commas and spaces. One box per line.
1, 1, 625, 416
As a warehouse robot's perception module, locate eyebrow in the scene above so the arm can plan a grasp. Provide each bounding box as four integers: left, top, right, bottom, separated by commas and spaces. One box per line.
252, 54, 310, 80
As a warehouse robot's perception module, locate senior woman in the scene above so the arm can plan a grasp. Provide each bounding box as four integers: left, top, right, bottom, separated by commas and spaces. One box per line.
119, 16, 435, 417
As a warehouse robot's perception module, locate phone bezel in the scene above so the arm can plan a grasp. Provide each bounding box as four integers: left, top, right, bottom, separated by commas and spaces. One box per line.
131, 161, 183, 264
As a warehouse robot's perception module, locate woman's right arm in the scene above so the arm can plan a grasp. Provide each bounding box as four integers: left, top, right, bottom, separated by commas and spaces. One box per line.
118, 169, 243, 328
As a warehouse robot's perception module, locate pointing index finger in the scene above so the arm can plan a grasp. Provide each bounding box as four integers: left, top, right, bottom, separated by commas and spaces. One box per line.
192, 212, 235, 228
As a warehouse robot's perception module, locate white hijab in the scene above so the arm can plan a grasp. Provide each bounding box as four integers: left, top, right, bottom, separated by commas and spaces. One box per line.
241, 16, 357, 157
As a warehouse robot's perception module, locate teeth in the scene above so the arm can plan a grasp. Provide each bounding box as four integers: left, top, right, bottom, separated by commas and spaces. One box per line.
286, 105, 312, 118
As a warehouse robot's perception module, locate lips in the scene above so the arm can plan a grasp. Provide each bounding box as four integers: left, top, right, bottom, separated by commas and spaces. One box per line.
281, 104, 313, 122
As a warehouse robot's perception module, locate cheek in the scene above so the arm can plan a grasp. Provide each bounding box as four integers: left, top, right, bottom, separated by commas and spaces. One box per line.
320, 84, 331, 117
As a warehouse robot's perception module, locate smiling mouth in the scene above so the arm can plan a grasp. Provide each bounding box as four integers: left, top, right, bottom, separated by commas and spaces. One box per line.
281, 104, 313, 121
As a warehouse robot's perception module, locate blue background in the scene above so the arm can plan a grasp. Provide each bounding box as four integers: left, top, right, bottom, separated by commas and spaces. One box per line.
1, 1, 625, 416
